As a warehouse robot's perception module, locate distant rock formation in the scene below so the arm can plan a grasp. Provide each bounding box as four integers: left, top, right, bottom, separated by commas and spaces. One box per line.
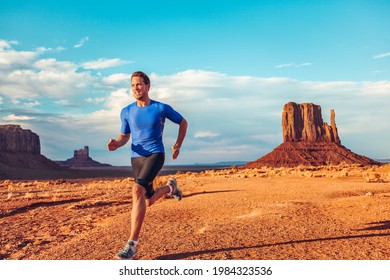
246, 102, 379, 168
282, 102, 340, 144
56, 146, 111, 168
0, 124, 62, 169
0, 124, 41, 154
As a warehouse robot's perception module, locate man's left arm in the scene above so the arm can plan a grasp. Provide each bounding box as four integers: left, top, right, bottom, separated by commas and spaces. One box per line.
172, 118, 188, 160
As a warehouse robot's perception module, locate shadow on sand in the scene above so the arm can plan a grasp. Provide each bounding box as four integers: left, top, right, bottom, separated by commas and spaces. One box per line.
358, 220, 390, 231
155, 230, 390, 260
0, 198, 85, 218
183, 190, 239, 198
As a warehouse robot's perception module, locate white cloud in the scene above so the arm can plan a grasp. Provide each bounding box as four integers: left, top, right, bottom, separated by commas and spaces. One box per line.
34, 58, 76, 71
0, 39, 18, 50
35, 46, 66, 53
3, 114, 33, 121
55, 100, 71, 106
275, 63, 294, 69
0, 48, 37, 69
81, 58, 132, 69
296, 62, 312, 67
85, 97, 105, 104
275, 62, 312, 69
149, 70, 227, 102
73, 36, 89, 48
302, 80, 390, 95
194, 131, 220, 138
76, 88, 132, 135
24, 100, 41, 107
0, 54, 96, 99
359, 81, 390, 95
105, 88, 132, 112
102, 73, 130, 85
373, 52, 390, 59
35, 47, 52, 53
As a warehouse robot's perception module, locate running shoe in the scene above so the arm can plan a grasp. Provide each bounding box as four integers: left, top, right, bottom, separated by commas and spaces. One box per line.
167, 178, 182, 201
116, 241, 138, 260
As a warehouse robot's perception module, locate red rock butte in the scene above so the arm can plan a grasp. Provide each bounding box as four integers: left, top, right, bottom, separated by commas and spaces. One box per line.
0, 124, 61, 169
56, 146, 111, 168
246, 102, 379, 168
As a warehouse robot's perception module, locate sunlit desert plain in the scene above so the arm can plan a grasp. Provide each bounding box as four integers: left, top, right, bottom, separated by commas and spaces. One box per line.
1, 164, 389, 260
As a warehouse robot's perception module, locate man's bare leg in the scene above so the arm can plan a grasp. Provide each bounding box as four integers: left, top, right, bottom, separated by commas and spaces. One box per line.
129, 183, 147, 241
129, 184, 170, 240
129, 179, 179, 240
116, 183, 146, 259
116, 179, 181, 259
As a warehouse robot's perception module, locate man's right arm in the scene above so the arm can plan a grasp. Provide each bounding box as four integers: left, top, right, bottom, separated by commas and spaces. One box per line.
107, 133, 130, 151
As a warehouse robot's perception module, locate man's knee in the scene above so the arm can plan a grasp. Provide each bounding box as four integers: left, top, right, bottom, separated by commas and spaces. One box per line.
135, 178, 155, 199
132, 183, 146, 199
133, 184, 152, 207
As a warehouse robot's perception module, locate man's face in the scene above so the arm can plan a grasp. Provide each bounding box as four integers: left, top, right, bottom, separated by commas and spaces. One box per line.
131, 76, 150, 100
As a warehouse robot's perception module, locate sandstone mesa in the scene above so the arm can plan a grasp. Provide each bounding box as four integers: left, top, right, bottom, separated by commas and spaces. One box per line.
246, 102, 379, 168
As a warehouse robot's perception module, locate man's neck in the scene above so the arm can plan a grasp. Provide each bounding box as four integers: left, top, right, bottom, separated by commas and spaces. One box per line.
136, 98, 151, 107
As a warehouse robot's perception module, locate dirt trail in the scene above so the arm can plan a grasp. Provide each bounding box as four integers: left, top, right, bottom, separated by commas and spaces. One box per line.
1, 167, 390, 260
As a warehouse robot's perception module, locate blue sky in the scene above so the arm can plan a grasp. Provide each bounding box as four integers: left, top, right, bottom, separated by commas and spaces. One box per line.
0, 0, 389, 165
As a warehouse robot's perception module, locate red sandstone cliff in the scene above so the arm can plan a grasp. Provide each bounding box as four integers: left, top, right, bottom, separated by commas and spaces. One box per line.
0, 125, 62, 170
282, 102, 340, 144
0, 124, 41, 154
246, 102, 379, 168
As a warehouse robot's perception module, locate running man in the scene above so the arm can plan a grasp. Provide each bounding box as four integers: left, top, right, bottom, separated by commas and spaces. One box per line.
107, 71, 188, 259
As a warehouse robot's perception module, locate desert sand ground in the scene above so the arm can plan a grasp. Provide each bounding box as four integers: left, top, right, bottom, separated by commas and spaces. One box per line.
1, 164, 389, 260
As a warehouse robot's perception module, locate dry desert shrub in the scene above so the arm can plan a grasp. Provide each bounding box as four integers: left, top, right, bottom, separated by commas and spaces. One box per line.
377, 163, 390, 180
364, 172, 385, 183
24, 192, 34, 200
1, 180, 13, 186
7, 184, 15, 192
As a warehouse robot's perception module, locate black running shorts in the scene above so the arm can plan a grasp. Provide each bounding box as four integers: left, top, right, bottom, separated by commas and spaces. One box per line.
131, 153, 165, 199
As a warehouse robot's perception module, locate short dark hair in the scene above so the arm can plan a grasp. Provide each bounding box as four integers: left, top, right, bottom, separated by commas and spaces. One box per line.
131, 71, 150, 85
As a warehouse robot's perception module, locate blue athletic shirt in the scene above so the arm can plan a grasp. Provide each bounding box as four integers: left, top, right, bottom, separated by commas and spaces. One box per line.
120, 100, 183, 158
